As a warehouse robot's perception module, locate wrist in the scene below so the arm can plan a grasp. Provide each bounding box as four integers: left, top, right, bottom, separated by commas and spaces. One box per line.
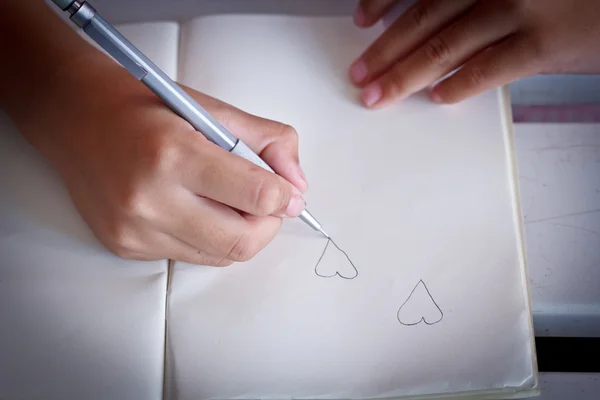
19, 51, 120, 161
0, 0, 99, 135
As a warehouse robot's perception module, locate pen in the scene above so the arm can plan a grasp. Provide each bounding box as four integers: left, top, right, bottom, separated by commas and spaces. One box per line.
49, 0, 329, 239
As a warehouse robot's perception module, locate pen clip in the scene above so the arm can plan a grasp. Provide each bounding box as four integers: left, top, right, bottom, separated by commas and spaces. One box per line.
71, 1, 148, 80
84, 18, 148, 80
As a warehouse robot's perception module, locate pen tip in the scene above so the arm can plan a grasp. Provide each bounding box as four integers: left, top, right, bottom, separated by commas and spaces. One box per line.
319, 228, 330, 239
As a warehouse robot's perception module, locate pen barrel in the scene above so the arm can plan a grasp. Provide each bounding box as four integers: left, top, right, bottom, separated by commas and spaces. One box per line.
140, 72, 237, 150
74, 3, 238, 150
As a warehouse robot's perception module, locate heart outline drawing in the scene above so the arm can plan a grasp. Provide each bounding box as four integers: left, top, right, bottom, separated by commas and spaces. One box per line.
314, 238, 358, 280
397, 280, 443, 326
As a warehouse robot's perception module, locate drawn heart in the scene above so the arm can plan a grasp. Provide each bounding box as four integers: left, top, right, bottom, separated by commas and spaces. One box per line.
397, 280, 443, 326
314, 239, 358, 280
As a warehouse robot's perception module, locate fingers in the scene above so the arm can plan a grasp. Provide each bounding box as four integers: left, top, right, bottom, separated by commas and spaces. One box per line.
163, 190, 282, 263
354, 1, 518, 108
174, 86, 307, 218
241, 122, 308, 194
97, 172, 282, 265
101, 221, 234, 267
183, 86, 308, 193
431, 35, 541, 104
180, 140, 305, 218
350, 0, 475, 87
159, 234, 234, 267
355, 0, 399, 27
172, 249, 234, 267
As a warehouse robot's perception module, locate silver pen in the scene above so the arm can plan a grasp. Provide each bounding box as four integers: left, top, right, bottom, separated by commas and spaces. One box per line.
50, 0, 329, 239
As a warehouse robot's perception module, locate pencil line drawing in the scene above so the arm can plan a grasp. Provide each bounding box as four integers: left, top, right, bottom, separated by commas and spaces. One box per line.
314, 238, 358, 280
397, 280, 443, 326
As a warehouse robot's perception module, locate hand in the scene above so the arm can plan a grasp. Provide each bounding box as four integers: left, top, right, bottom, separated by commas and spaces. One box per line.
21, 52, 308, 266
349, 0, 600, 107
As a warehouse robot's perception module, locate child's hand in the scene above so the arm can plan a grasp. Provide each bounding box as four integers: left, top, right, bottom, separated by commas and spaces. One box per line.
2, 0, 307, 266
21, 53, 307, 266
350, 0, 600, 107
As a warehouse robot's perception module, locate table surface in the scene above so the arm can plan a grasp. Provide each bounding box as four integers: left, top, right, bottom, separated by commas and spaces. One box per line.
538, 373, 600, 400
513, 123, 600, 338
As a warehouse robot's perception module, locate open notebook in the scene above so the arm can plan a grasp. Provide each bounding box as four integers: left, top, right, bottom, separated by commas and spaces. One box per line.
0, 10, 538, 400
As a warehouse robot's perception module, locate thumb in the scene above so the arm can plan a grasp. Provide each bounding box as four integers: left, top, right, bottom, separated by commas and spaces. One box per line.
240, 120, 308, 194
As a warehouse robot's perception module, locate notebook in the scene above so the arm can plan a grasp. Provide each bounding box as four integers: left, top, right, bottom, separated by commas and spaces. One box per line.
0, 8, 538, 400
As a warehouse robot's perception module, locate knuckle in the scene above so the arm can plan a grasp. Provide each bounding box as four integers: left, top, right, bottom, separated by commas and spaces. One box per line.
263, 122, 299, 146
386, 70, 409, 95
424, 35, 451, 66
280, 124, 298, 144
196, 255, 234, 267
146, 134, 182, 174
217, 259, 234, 267
226, 233, 259, 262
527, 34, 550, 64
111, 246, 137, 260
467, 65, 487, 87
253, 178, 289, 216
117, 186, 153, 220
104, 223, 139, 258
409, 1, 430, 29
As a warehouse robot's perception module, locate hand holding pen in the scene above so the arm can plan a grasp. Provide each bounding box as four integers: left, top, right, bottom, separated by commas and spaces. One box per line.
0, 0, 313, 266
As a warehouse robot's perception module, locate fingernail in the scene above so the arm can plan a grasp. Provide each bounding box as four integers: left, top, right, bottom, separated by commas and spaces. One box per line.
285, 194, 305, 218
353, 6, 366, 26
361, 83, 382, 107
349, 59, 368, 84
430, 87, 443, 103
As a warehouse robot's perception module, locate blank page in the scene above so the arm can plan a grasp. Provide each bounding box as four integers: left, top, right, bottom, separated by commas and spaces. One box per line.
168, 15, 537, 399
113, 22, 180, 81
76, 20, 180, 80
0, 21, 178, 400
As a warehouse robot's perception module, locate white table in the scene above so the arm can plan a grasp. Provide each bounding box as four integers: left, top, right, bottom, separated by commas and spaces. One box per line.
514, 123, 600, 338
538, 373, 600, 400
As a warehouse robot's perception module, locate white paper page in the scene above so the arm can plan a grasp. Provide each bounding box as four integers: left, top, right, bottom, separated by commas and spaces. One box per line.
166, 15, 537, 400
114, 22, 180, 81
0, 21, 178, 400
76, 21, 180, 81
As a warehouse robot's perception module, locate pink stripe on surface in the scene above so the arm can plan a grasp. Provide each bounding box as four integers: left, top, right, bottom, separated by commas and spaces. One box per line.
512, 104, 600, 123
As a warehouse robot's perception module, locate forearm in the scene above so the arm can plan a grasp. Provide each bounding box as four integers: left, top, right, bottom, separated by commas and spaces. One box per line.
0, 0, 98, 124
